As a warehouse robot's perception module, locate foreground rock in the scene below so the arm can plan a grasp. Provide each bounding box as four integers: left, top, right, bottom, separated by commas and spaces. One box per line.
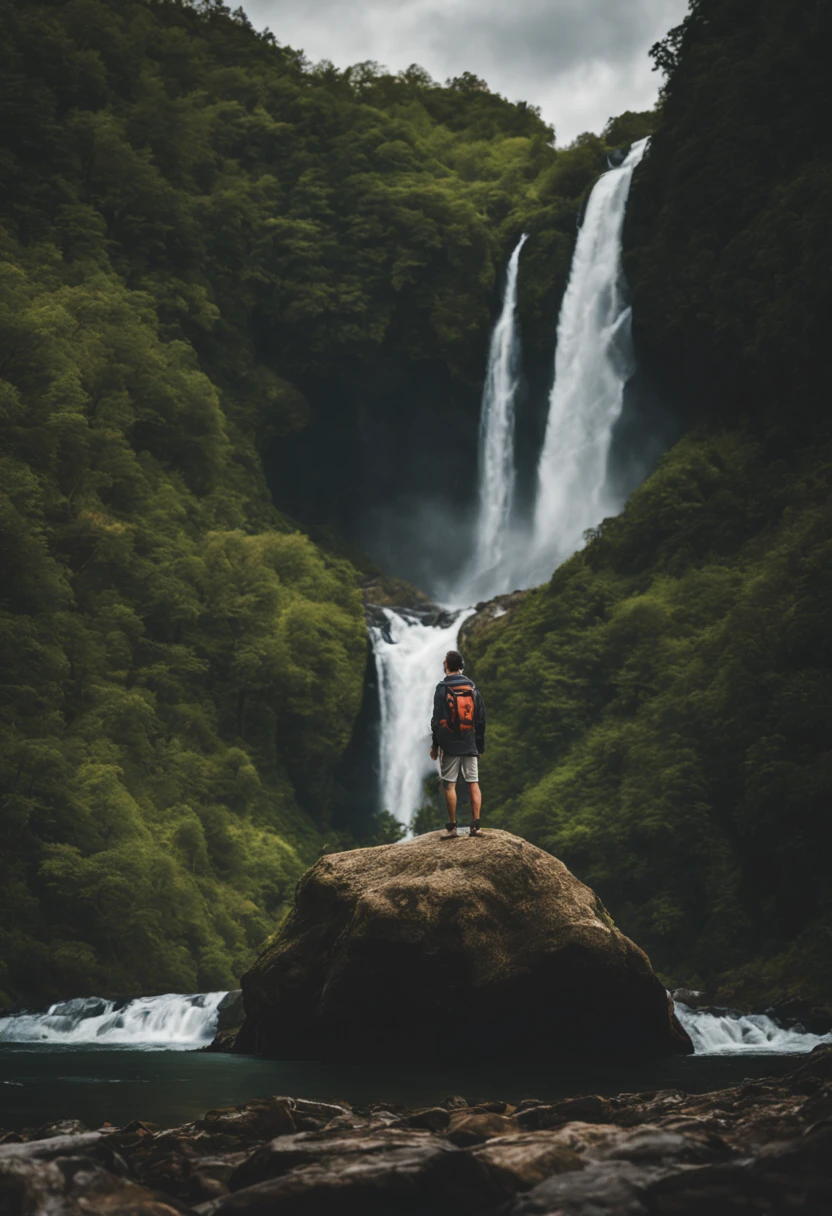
234, 829, 691, 1061
2, 1048, 832, 1214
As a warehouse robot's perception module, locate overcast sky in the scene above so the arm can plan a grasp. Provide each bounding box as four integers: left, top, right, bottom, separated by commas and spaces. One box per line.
238, 0, 690, 144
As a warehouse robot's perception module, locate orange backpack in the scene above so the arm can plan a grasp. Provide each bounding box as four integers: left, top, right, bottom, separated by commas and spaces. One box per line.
443, 683, 477, 736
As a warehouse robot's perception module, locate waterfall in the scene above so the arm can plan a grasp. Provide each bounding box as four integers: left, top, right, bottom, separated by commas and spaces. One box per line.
369, 607, 475, 827
463, 233, 528, 602
366, 239, 526, 828
0, 992, 227, 1047
368, 145, 650, 827
529, 137, 649, 584
675, 1002, 832, 1055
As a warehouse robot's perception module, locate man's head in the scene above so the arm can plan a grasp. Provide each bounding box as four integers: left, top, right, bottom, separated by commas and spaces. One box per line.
444, 650, 464, 674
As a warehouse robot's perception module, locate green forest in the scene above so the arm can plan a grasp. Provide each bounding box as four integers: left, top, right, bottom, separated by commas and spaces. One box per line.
464, 0, 832, 1012
2, 0, 830, 1014
0, 0, 638, 1005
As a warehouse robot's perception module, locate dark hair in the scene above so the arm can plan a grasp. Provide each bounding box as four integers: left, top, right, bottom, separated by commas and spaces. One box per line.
445, 650, 464, 672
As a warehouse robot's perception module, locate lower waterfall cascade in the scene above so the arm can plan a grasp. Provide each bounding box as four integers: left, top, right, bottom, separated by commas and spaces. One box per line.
369, 606, 475, 828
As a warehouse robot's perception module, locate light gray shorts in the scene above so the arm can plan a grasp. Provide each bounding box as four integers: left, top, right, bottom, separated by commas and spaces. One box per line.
438, 750, 479, 784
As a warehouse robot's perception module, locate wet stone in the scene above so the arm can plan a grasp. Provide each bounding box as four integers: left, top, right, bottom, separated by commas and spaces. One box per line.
512, 1125, 734, 1215
473, 1131, 586, 1191
199, 1098, 296, 1142
320, 1113, 368, 1131
0, 1140, 185, 1216
515, 1094, 619, 1130
32, 1118, 89, 1139
291, 1099, 351, 1121
202, 1140, 510, 1215
394, 1106, 452, 1132
446, 1111, 518, 1146
2, 1048, 831, 1215
229, 1127, 439, 1191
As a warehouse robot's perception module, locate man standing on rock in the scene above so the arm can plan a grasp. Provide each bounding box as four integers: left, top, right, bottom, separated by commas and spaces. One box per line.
430, 649, 486, 838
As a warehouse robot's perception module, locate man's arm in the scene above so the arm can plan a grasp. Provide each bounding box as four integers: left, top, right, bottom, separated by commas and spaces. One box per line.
430, 683, 444, 752
475, 689, 486, 754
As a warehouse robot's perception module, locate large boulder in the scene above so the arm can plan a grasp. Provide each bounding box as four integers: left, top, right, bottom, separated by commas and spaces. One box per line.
235, 830, 692, 1061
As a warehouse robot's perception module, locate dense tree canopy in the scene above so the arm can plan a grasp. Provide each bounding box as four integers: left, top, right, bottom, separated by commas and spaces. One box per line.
0, 0, 637, 1004
626, 0, 832, 438
467, 0, 832, 1010
0, 245, 368, 1002
11, 0, 828, 1017
466, 431, 832, 1006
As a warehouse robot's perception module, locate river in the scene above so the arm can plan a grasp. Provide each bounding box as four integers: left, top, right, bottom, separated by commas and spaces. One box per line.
1, 993, 829, 1129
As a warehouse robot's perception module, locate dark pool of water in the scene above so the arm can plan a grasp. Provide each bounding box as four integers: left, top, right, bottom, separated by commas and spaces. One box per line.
0, 1045, 805, 1131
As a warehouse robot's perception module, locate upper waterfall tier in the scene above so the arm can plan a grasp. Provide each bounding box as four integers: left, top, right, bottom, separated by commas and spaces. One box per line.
529, 138, 649, 585
459, 233, 528, 603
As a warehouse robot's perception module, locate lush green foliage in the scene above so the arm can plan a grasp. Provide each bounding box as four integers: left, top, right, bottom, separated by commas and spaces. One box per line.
0, 245, 368, 1004
0, 0, 593, 396
468, 0, 832, 1006
1, 0, 645, 1003
627, 0, 832, 436
466, 433, 832, 1002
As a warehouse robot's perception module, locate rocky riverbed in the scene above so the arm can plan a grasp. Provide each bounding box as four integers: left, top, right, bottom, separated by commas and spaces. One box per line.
2, 1045, 830, 1213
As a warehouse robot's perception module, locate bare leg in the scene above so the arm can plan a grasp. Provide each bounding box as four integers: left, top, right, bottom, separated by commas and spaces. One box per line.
468, 782, 482, 818
443, 782, 458, 823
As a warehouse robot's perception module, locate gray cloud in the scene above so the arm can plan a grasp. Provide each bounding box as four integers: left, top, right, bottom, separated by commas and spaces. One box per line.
239, 0, 690, 143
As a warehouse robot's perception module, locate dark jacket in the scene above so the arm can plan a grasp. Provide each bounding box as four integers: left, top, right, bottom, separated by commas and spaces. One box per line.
431, 673, 486, 756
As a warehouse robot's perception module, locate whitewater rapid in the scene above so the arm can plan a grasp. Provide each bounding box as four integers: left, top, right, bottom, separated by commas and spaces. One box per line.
674, 1003, 832, 1056
0, 992, 227, 1049
1, 991, 828, 1056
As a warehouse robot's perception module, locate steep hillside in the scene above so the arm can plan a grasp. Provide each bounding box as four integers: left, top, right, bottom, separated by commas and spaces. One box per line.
466, 432, 832, 1007
626, 0, 831, 436
0, 0, 648, 1003
0, 239, 370, 1004
466, 0, 832, 1010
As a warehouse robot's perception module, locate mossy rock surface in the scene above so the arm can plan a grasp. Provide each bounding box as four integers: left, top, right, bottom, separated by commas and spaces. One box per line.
236, 830, 692, 1061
